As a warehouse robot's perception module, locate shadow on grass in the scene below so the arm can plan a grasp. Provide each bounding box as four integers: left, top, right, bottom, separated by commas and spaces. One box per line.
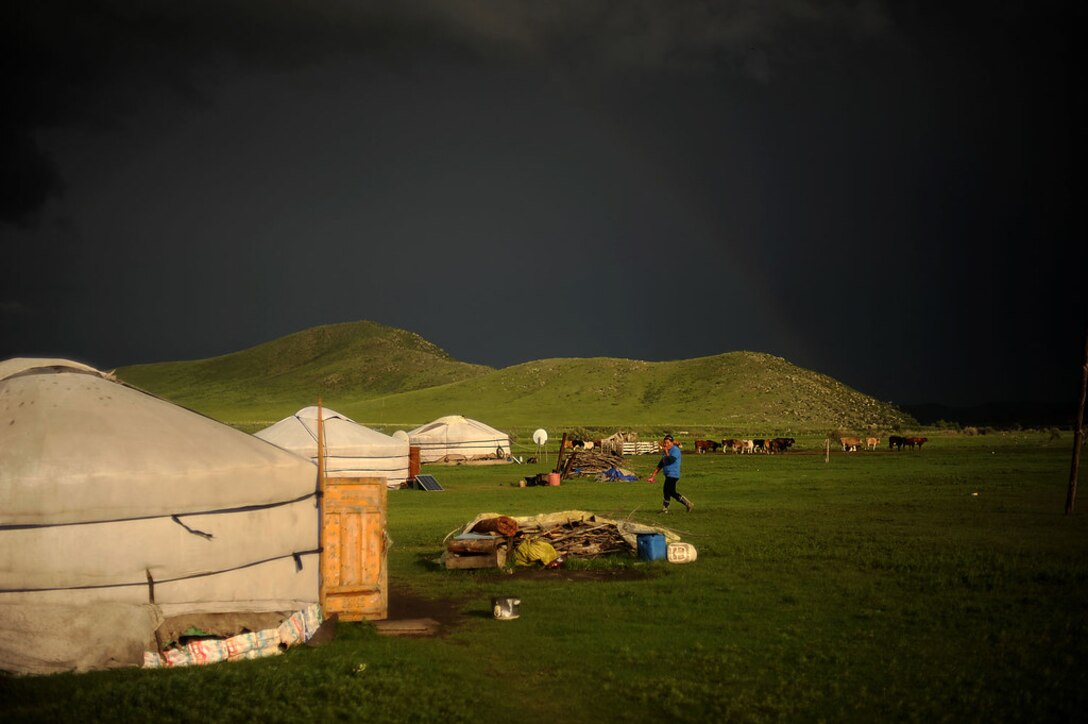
413, 551, 446, 572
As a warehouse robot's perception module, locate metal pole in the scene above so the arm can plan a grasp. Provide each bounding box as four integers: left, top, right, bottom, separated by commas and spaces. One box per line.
1065, 331, 1088, 514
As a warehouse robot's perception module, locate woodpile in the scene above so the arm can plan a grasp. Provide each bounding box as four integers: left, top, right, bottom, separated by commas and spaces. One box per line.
560, 449, 626, 478
511, 518, 629, 558
443, 515, 638, 568
442, 510, 683, 570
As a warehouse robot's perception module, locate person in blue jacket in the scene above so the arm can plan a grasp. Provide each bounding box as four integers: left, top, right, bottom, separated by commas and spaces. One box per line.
646, 434, 694, 513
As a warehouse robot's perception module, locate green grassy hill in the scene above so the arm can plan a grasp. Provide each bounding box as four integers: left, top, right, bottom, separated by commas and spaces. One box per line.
340, 352, 913, 434
115, 321, 492, 421
115, 321, 915, 434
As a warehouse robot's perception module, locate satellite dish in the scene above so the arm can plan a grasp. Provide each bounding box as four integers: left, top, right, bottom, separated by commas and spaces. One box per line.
532, 429, 548, 446
392, 430, 409, 442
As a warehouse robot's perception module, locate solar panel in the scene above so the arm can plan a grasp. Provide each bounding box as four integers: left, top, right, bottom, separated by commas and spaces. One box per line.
413, 474, 444, 491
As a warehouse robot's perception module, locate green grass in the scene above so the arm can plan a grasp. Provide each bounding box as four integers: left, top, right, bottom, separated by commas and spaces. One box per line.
5, 432, 1086, 722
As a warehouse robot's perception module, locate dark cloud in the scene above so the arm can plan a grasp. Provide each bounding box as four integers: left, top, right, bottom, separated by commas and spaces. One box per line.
1, 1, 1083, 408
2, 1, 899, 224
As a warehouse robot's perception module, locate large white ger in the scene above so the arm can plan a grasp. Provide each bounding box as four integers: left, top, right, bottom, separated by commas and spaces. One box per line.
0, 358, 320, 675
255, 406, 409, 489
407, 414, 511, 464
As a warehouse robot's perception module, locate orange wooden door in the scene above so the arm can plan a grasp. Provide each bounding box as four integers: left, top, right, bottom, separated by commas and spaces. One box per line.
321, 476, 388, 621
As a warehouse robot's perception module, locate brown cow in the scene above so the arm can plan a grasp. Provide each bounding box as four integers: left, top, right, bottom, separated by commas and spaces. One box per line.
840, 436, 862, 452
694, 439, 721, 454
865, 437, 880, 450
905, 436, 928, 450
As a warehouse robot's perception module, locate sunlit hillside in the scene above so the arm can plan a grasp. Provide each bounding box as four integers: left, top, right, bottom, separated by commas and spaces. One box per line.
115, 320, 492, 420
338, 352, 914, 434
115, 322, 915, 434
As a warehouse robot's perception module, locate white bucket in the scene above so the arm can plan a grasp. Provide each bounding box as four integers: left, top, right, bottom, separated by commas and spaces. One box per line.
491, 596, 521, 620
667, 542, 698, 564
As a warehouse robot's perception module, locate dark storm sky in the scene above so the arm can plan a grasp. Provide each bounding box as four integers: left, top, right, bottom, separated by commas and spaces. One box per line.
2, 1, 1084, 407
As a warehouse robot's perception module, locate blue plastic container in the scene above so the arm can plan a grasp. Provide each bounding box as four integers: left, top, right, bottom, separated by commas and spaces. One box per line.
637, 533, 667, 561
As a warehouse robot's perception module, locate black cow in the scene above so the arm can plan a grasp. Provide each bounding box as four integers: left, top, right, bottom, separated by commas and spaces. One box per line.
766, 437, 795, 454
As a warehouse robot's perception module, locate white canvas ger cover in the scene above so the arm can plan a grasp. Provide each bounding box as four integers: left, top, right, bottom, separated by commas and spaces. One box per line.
407, 414, 511, 463
254, 406, 409, 489
0, 358, 320, 675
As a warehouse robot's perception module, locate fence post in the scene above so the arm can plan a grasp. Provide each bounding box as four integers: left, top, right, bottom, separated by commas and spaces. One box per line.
1065, 330, 1088, 514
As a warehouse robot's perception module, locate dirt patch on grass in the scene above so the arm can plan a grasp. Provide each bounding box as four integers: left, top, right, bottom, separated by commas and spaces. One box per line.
384, 566, 652, 634
476, 567, 653, 582
387, 584, 468, 628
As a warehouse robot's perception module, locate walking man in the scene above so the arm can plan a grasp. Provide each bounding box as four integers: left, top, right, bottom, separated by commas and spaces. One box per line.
647, 434, 694, 513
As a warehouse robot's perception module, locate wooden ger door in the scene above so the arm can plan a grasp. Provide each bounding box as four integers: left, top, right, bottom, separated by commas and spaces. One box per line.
320, 476, 388, 621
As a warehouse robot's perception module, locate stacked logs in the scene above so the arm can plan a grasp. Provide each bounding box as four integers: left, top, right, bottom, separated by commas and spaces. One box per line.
510, 518, 629, 558
443, 515, 634, 568
560, 449, 626, 478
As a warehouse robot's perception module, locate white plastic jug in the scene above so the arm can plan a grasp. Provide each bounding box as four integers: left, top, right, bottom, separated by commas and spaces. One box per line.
667, 542, 698, 564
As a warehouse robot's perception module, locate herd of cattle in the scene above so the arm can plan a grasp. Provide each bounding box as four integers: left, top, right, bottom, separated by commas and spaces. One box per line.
692, 435, 929, 454
887, 435, 928, 450
693, 437, 797, 454
564, 435, 930, 455
836, 435, 929, 452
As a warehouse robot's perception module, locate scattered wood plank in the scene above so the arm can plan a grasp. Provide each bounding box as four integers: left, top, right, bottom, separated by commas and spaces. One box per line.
372, 618, 441, 637
443, 548, 507, 569
447, 538, 500, 554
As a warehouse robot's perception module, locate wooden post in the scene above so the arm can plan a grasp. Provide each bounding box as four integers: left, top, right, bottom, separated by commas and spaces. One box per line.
1065, 331, 1088, 514
554, 432, 568, 474
146, 568, 165, 651
825, 438, 830, 463
317, 398, 327, 611
316, 398, 327, 485
560, 451, 577, 480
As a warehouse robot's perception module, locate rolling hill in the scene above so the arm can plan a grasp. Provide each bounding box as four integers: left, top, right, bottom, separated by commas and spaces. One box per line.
339, 353, 913, 433
115, 321, 493, 420
115, 321, 915, 433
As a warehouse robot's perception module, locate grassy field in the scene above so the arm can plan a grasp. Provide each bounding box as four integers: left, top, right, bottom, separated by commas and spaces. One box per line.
5, 431, 1086, 722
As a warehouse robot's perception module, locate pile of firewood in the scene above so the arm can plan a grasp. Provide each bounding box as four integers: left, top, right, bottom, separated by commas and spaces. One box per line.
442, 515, 636, 568
511, 518, 630, 558
560, 449, 626, 477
